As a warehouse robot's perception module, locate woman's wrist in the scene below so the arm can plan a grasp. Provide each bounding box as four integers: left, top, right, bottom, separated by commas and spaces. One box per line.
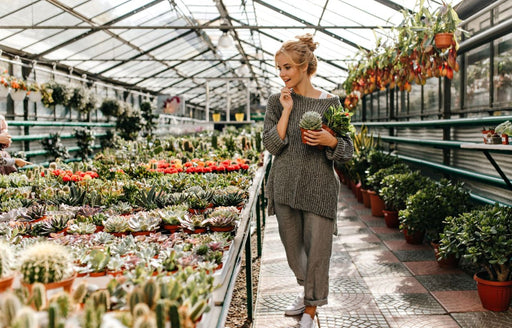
328, 136, 338, 149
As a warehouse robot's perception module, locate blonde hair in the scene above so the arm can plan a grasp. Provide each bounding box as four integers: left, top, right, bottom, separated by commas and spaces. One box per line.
276, 33, 319, 76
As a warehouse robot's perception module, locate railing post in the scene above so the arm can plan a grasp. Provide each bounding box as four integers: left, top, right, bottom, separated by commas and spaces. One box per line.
256, 193, 262, 258
245, 230, 253, 321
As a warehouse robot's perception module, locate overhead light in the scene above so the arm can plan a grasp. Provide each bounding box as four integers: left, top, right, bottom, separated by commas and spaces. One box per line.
218, 22, 233, 49
237, 60, 250, 76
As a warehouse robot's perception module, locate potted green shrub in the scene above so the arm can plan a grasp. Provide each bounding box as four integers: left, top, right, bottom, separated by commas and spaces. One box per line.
380, 171, 434, 240
438, 205, 512, 311
399, 179, 471, 264
366, 162, 411, 219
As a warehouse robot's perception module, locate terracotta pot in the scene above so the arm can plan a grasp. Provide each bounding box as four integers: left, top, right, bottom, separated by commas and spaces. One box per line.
210, 225, 235, 232
110, 232, 128, 238
382, 209, 399, 228
131, 231, 152, 236
163, 224, 180, 233
435, 32, 453, 49
183, 227, 207, 234
474, 272, 512, 311
22, 272, 77, 294
355, 182, 363, 203
431, 242, 458, 268
89, 271, 107, 277
361, 188, 371, 208
403, 228, 425, 245
368, 190, 385, 217
0, 274, 15, 293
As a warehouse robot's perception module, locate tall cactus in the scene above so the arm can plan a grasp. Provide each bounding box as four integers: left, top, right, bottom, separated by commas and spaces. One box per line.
1, 293, 21, 327
11, 307, 38, 328
72, 281, 88, 305
143, 279, 160, 310
155, 300, 167, 328
29, 283, 46, 311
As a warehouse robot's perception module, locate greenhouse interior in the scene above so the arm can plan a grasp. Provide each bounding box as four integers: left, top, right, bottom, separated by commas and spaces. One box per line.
0, 0, 511, 327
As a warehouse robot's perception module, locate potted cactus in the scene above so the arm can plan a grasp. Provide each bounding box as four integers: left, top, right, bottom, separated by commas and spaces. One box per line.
0, 241, 15, 292
19, 241, 76, 293
299, 111, 322, 144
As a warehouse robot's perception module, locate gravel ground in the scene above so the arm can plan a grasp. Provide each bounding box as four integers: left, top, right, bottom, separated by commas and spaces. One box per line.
224, 228, 263, 328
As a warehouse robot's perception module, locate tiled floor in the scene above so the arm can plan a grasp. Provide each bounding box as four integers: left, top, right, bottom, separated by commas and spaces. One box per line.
253, 186, 512, 328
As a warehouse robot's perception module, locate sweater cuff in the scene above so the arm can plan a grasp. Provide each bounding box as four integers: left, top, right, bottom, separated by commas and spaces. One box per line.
264, 126, 288, 155
325, 135, 353, 163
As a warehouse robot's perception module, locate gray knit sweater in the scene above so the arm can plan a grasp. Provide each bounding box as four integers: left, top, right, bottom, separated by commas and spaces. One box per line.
263, 92, 354, 220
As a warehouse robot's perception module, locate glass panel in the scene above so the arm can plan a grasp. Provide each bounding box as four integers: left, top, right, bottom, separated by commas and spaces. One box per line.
451, 57, 462, 110
494, 34, 512, 107
465, 44, 490, 109
424, 77, 439, 114
408, 84, 422, 117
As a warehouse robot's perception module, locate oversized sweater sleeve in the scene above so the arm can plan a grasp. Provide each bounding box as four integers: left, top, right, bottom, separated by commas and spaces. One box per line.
0, 156, 14, 167
263, 94, 289, 156
325, 134, 354, 163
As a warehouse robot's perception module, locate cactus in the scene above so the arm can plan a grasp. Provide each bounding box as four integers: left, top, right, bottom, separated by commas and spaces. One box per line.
1, 293, 21, 327
133, 315, 157, 328
299, 111, 322, 130
143, 279, 160, 310
29, 283, 46, 311
129, 286, 144, 314
255, 131, 262, 152
133, 302, 151, 319
19, 241, 73, 284
48, 303, 58, 328
82, 298, 103, 328
0, 240, 15, 277
91, 289, 110, 312
182, 140, 194, 153
211, 134, 218, 149
155, 300, 167, 328
72, 281, 88, 305
169, 303, 180, 328
49, 292, 72, 318
11, 307, 38, 328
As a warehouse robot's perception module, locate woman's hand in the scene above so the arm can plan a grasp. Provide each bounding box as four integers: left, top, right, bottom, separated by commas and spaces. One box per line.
14, 158, 31, 167
0, 132, 11, 147
303, 128, 338, 149
279, 87, 293, 112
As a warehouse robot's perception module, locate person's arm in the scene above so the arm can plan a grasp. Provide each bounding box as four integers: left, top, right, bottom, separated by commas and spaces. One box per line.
263, 94, 290, 156
14, 158, 31, 168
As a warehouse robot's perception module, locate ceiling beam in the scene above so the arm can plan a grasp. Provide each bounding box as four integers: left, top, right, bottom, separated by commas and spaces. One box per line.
0, 25, 393, 30
253, 0, 368, 51
373, 0, 412, 14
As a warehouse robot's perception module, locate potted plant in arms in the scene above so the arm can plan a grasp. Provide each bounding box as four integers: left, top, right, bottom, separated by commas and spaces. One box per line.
438, 205, 512, 311
299, 111, 322, 144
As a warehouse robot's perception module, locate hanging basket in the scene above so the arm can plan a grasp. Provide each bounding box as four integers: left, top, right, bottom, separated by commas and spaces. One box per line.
10, 89, 26, 101
435, 33, 454, 49
0, 86, 8, 98
27, 91, 42, 102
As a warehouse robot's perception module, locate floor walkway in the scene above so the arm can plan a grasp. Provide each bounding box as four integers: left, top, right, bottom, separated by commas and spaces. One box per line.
253, 185, 512, 328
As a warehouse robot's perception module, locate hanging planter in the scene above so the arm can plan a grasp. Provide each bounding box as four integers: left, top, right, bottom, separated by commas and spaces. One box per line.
0, 85, 8, 98
10, 89, 26, 101
434, 32, 454, 49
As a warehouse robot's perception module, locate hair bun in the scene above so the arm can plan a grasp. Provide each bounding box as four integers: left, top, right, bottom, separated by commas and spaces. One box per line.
296, 33, 318, 52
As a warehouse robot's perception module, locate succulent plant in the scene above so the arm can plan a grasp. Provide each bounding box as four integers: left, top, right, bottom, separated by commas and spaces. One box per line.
103, 215, 129, 233
135, 187, 169, 210
0, 241, 15, 277
128, 212, 161, 232
67, 222, 96, 235
299, 111, 322, 130
179, 214, 207, 231
50, 184, 87, 206
160, 208, 186, 225
168, 192, 189, 206
36, 214, 70, 236
85, 248, 110, 273
75, 205, 102, 220
19, 241, 73, 284
19, 204, 47, 222
206, 207, 240, 228
212, 190, 246, 207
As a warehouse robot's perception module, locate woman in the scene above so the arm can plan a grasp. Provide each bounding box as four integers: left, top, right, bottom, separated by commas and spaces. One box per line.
0, 115, 30, 173
263, 34, 353, 328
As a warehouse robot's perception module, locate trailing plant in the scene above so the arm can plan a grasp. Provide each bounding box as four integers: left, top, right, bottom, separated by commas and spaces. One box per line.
41, 134, 70, 161
74, 128, 95, 160
99, 98, 121, 118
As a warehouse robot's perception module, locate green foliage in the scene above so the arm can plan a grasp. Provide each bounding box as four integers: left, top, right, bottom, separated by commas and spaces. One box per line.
299, 111, 322, 130
380, 171, 434, 211
41, 134, 70, 161
117, 111, 143, 141
399, 179, 471, 239
439, 205, 512, 282
74, 128, 95, 160
324, 105, 355, 135
140, 101, 158, 136
99, 98, 121, 117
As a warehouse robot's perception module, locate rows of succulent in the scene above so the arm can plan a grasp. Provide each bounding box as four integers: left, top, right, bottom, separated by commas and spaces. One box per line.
0, 126, 263, 327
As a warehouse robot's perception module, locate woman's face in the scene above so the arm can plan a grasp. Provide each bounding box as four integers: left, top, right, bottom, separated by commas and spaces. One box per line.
276, 53, 307, 89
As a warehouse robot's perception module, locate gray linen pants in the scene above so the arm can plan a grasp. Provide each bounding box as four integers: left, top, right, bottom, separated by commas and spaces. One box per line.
274, 202, 334, 307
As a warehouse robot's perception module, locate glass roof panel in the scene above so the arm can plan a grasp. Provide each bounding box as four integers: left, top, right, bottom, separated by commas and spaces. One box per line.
0, 0, 463, 109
